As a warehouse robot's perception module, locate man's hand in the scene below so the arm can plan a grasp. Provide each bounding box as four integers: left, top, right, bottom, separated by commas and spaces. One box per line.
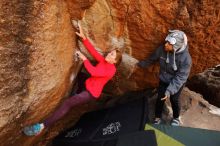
76, 51, 87, 61
75, 23, 86, 40
161, 96, 168, 101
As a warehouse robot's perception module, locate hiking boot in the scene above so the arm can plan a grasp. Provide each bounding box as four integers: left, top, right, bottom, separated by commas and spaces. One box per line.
171, 118, 180, 126
23, 123, 44, 136
153, 118, 162, 125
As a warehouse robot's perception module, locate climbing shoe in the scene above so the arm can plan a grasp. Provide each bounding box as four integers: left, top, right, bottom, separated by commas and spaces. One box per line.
23, 123, 44, 136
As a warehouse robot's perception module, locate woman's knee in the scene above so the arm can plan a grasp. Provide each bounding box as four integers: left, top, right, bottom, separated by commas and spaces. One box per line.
62, 97, 75, 108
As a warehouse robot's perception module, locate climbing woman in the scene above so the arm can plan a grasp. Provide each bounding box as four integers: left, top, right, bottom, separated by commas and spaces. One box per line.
23, 23, 122, 136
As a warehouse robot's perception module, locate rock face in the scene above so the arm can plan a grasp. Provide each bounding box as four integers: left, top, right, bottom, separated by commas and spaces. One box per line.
73, 0, 220, 90
187, 65, 220, 108
0, 0, 220, 146
0, 0, 79, 146
180, 88, 220, 131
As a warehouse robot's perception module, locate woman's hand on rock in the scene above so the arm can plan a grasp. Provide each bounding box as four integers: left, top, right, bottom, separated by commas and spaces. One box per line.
75, 23, 86, 40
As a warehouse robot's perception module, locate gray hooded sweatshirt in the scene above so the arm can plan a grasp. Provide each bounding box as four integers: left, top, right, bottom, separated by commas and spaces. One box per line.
138, 30, 192, 97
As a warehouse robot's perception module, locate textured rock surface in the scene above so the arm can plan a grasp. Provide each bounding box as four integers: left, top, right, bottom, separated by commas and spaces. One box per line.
187, 65, 220, 108
0, 0, 220, 146
0, 0, 79, 146
73, 0, 220, 91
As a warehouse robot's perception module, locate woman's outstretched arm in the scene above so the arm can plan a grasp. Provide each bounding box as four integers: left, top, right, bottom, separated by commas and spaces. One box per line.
75, 51, 111, 77
76, 23, 104, 62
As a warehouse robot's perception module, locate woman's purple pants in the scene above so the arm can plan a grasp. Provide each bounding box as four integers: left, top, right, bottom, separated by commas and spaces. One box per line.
43, 73, 94, 127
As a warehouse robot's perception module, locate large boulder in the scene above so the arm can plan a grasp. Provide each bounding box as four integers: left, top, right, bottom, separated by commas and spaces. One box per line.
0, 0, 79, 146
187, 65, 220, 108
73, 0, 220, 91
0, 0, 220, 146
